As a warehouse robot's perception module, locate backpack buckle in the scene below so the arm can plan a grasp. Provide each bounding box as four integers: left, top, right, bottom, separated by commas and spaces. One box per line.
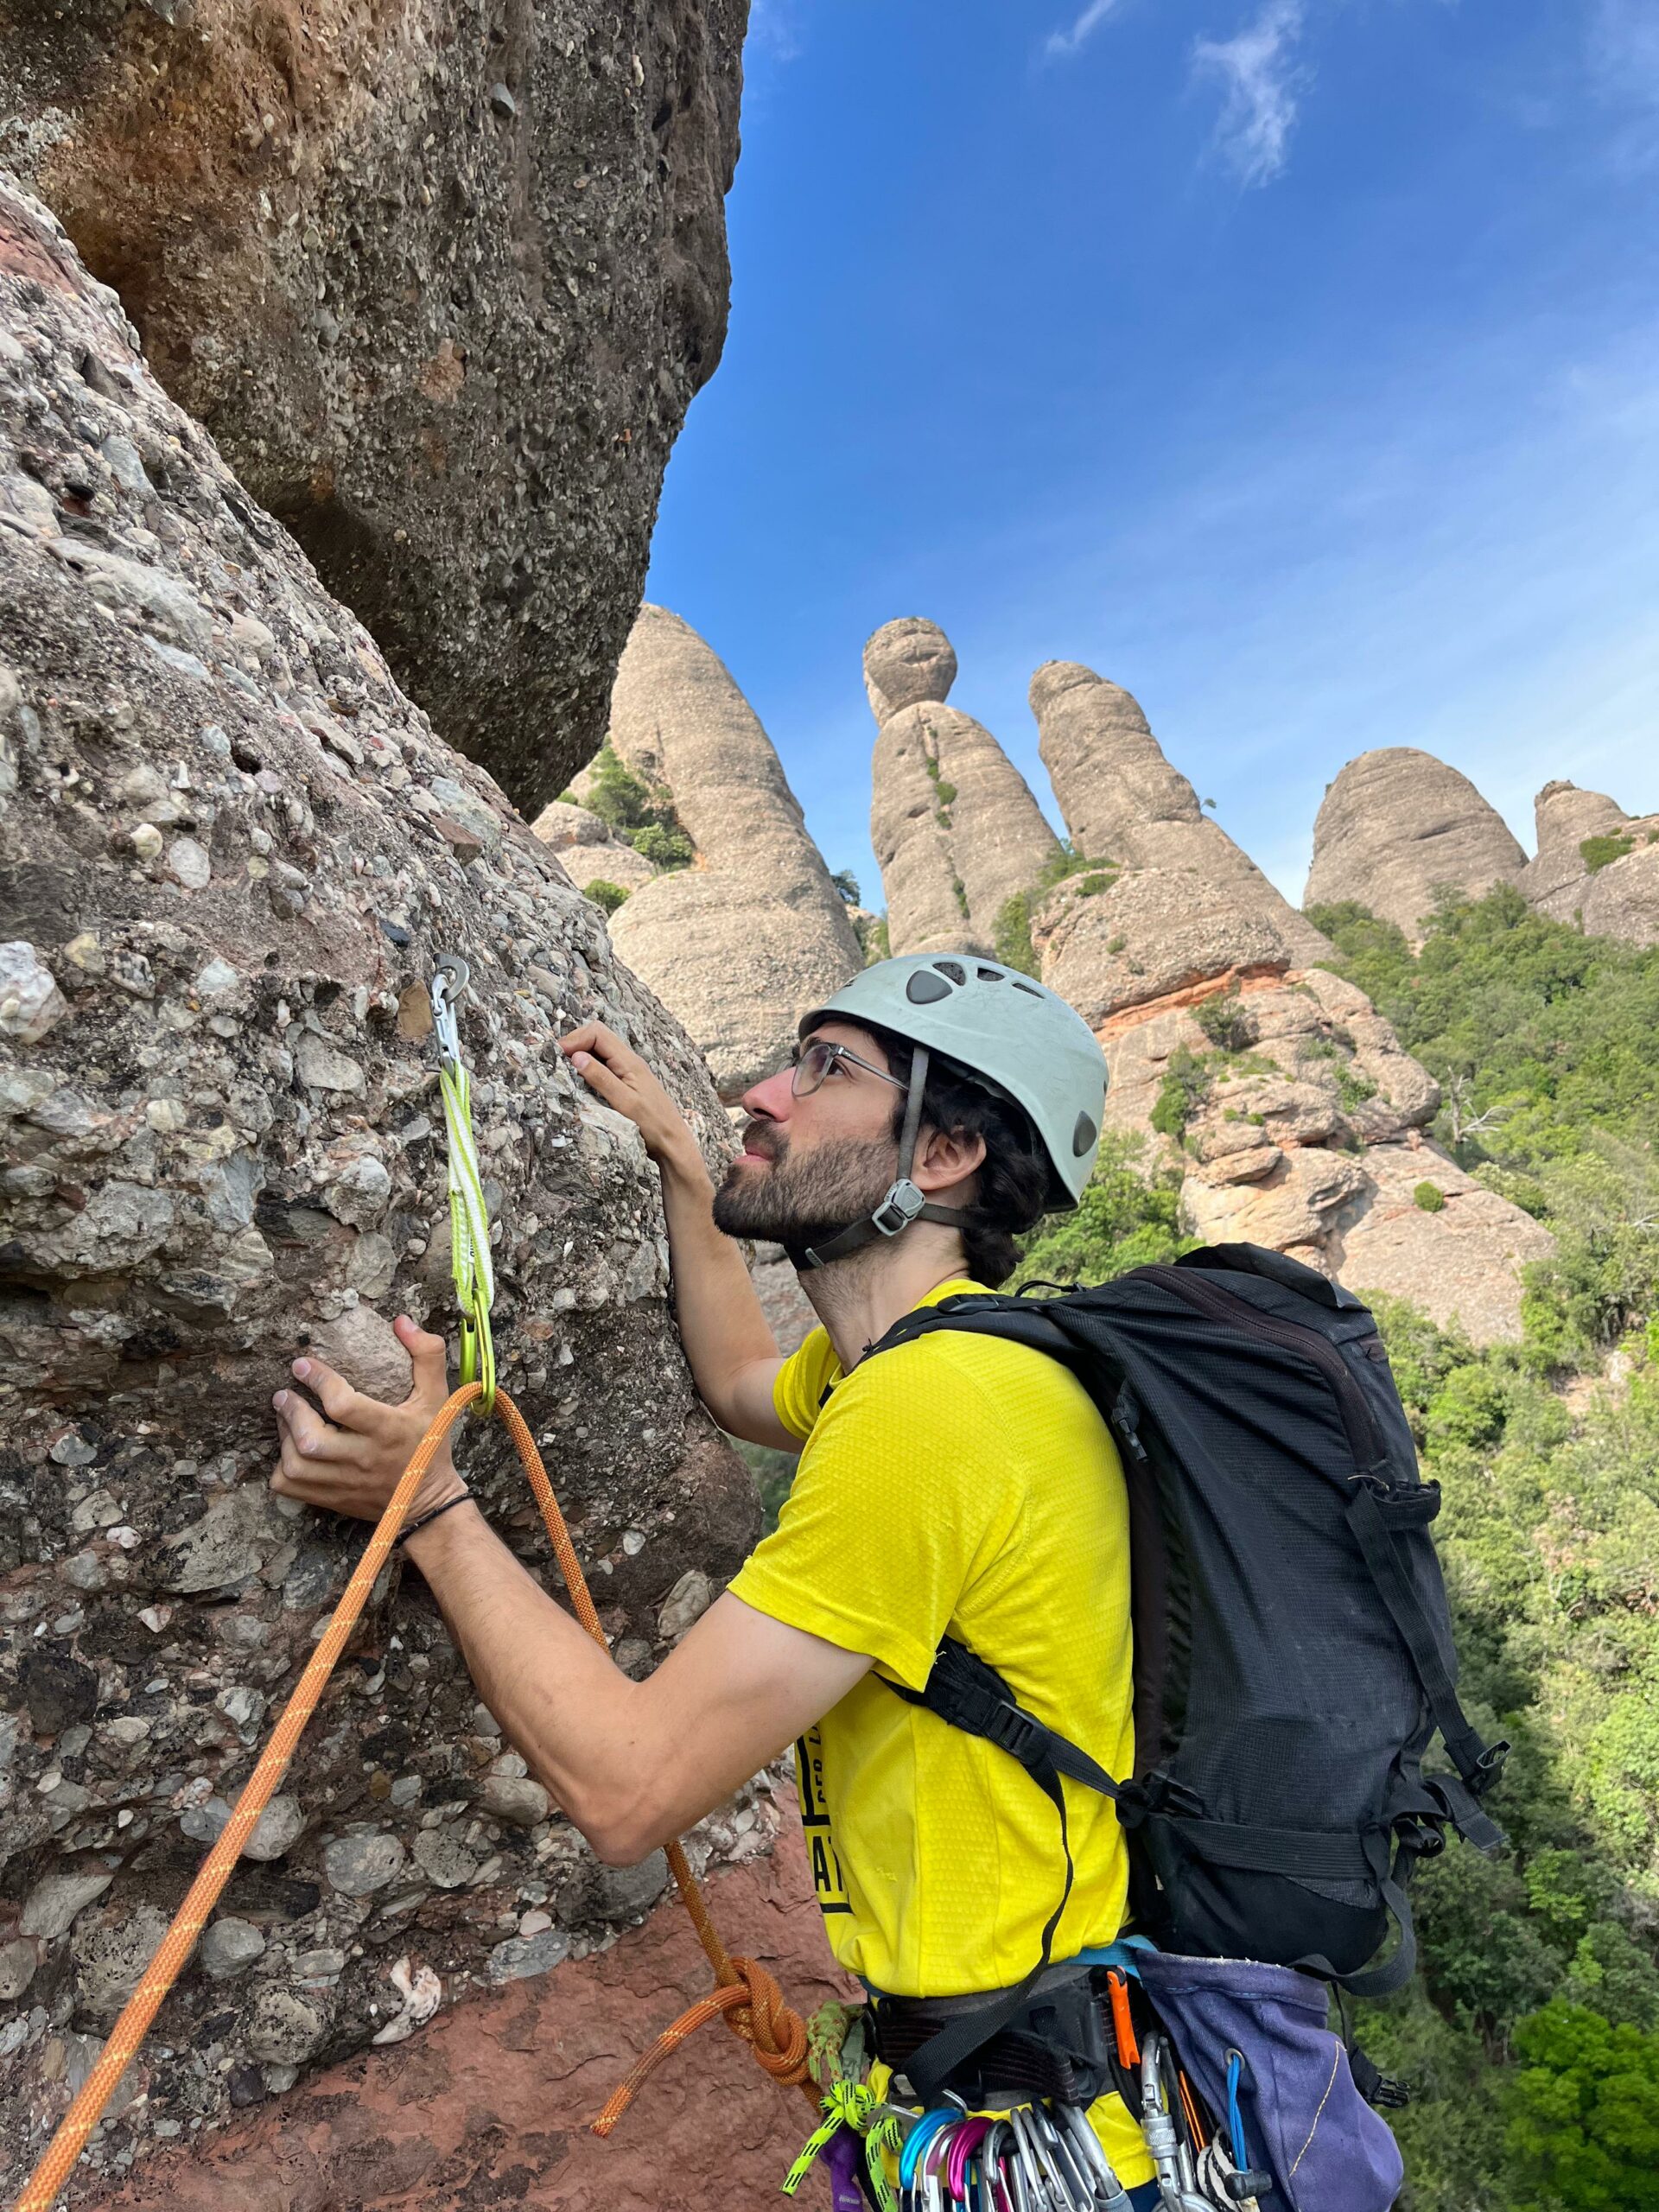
984, 1700, 1048, 1768
1474, 1738, 1510, 1790
1141, 1770, 1205, 1821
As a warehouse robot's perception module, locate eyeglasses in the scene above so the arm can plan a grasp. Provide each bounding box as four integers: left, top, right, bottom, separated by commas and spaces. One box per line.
789, 1037, 907, 1097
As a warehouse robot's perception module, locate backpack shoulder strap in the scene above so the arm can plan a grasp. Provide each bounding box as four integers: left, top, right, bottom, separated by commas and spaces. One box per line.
860, 1293, 1077, 1367
890, 1636, 1124, 1803
1344, 1480, 1509, 1818
885, 1638, 1112, 2103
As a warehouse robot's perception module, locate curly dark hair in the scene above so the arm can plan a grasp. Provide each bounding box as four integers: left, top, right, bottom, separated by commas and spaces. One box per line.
866, 1023, 1053, 1286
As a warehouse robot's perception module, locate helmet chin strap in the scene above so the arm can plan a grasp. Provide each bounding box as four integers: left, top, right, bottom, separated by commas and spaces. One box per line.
798, 1045, 969, 1272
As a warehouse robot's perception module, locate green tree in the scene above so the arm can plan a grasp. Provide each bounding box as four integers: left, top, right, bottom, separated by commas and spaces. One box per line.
579, 742, 695, 871
1014, 1132, 1194, 1287
1502, 2002, 1659, 2210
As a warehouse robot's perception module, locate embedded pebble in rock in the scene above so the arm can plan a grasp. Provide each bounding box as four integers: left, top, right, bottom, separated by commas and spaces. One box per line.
370, 1957, 442, 2046
246, 1986, 333, 2068
71, 1904, 175, 2022
165, 836, 212, 891
19, 1869, 113, 1941
323, 1832, 407, 1897
479, 1775, 551, 1829
241, 1797, 302, 1861
557, 1846, 671, 1926
486, 1929, 572, 1983
198, 1918, 267, 1980
0, 940, 68, 1041
411, 1825, 484, 1891
658, 1567, 714, 1640
0, 184, 762, 2196
0, 1936, 40, 2000
302, 1306, 414, 1407
4, 3, 749, 814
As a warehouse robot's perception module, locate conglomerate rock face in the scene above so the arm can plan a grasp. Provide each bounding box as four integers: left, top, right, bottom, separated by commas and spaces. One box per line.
0, 179, 764, 2195
1518, 779, 1659, 947
1030, 660, 1331, 967
0, 0, 748, 815
1087, 949, 1550, 1343
599, 604, 861, 1098
1304, 746, 1526, 942
867, 619, 1060, 957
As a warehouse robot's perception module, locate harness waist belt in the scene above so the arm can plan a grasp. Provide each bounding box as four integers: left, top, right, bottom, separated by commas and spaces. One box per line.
868, 1961, 1114, 2109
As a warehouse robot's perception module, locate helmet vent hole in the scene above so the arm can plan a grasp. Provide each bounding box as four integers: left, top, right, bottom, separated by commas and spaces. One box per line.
932, 959, 967, 986
1072, 1112, 1098, 1157
906, 969, 953, 1005
1011, 980, 1044, 998
976, 966, 1003, 982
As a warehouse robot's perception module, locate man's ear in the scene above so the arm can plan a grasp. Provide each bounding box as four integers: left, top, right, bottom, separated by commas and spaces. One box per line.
913, 1122, 987, 1197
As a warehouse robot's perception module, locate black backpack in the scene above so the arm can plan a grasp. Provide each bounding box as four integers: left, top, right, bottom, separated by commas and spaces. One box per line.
865, 1242, 1508, 2105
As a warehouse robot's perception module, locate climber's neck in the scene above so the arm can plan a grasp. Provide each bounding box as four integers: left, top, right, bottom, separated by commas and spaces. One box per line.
796, 1225, 973, 1373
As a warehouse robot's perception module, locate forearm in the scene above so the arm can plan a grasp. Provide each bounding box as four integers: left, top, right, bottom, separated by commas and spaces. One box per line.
405, 1503, 661, 1859
404, 1510, 828, 1865
656, 1137, 779, 1418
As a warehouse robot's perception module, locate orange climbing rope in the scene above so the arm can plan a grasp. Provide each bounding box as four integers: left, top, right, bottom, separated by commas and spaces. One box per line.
12, 1382, 813, 2212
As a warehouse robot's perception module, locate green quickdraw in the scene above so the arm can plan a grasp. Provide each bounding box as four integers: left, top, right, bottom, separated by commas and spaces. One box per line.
782, 2076, 903, 2212
431, 953, 495, 1414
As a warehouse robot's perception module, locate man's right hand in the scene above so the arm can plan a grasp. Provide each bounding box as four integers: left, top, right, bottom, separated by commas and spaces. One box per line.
560, 1021, 698, 1166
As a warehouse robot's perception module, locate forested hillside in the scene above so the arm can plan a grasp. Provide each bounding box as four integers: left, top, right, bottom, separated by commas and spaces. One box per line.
1022, 887, 1659, 2211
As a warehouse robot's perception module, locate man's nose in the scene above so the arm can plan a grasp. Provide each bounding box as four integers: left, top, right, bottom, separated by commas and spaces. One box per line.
743, 1068, 794, 1122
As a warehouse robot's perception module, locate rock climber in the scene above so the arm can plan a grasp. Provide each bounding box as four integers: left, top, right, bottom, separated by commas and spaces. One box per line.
270, 955, 1156, 2200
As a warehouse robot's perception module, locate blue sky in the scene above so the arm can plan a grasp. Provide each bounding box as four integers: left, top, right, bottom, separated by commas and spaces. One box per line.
644, 0, 1659, 906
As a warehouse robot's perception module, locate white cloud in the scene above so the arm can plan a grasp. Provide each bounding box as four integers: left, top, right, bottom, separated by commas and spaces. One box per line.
1590, 0, 1659, 103
1043, 0, 1124, 62
1588, 0, 1659, 169
748, 0, 804, 64
1192, 0, 1310, 188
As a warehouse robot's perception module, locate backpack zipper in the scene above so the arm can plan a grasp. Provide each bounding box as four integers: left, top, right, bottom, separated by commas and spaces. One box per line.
1137, 1265, 1386, 1471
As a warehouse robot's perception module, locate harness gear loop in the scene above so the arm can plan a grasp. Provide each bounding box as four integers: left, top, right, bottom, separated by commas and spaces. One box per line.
11, 1385, 813, 2212
432, 951, 496, 1414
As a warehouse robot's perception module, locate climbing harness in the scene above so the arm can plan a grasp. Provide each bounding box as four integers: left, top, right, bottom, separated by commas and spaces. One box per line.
431, 951, 495, 1412
10, 957, 817, 2212
812, 2091, 1138, 2212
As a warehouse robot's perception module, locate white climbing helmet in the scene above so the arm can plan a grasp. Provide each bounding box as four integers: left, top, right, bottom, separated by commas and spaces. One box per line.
797, 953, 1107, 1267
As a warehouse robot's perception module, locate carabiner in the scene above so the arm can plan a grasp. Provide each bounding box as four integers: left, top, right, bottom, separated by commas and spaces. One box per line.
430, 950, 469, 1071
1054, 2103, 1131, 2211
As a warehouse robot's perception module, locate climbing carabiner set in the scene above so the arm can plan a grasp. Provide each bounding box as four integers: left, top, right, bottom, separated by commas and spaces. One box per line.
785, 1957, 1282, 2212
788, 2087, 1135, 2212
430, 951, 495, 1412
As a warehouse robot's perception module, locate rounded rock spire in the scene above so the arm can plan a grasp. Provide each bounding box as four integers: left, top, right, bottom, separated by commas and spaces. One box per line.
863, 617, 958, 725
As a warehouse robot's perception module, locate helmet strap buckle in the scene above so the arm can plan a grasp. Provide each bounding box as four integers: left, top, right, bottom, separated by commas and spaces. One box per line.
870, 1179, 927, 1237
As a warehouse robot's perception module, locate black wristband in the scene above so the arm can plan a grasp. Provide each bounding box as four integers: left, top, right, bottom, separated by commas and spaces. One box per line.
397, 1491, 474, 1548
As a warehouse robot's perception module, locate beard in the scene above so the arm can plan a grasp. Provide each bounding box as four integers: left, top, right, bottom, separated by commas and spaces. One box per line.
712, 1122, 897, 1259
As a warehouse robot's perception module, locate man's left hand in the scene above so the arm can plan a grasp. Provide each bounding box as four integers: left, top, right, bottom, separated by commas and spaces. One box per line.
271, 1314, 464, 1524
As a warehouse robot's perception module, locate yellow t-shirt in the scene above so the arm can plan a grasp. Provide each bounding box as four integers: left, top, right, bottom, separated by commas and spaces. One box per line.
728, 1277, 1150, 2188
